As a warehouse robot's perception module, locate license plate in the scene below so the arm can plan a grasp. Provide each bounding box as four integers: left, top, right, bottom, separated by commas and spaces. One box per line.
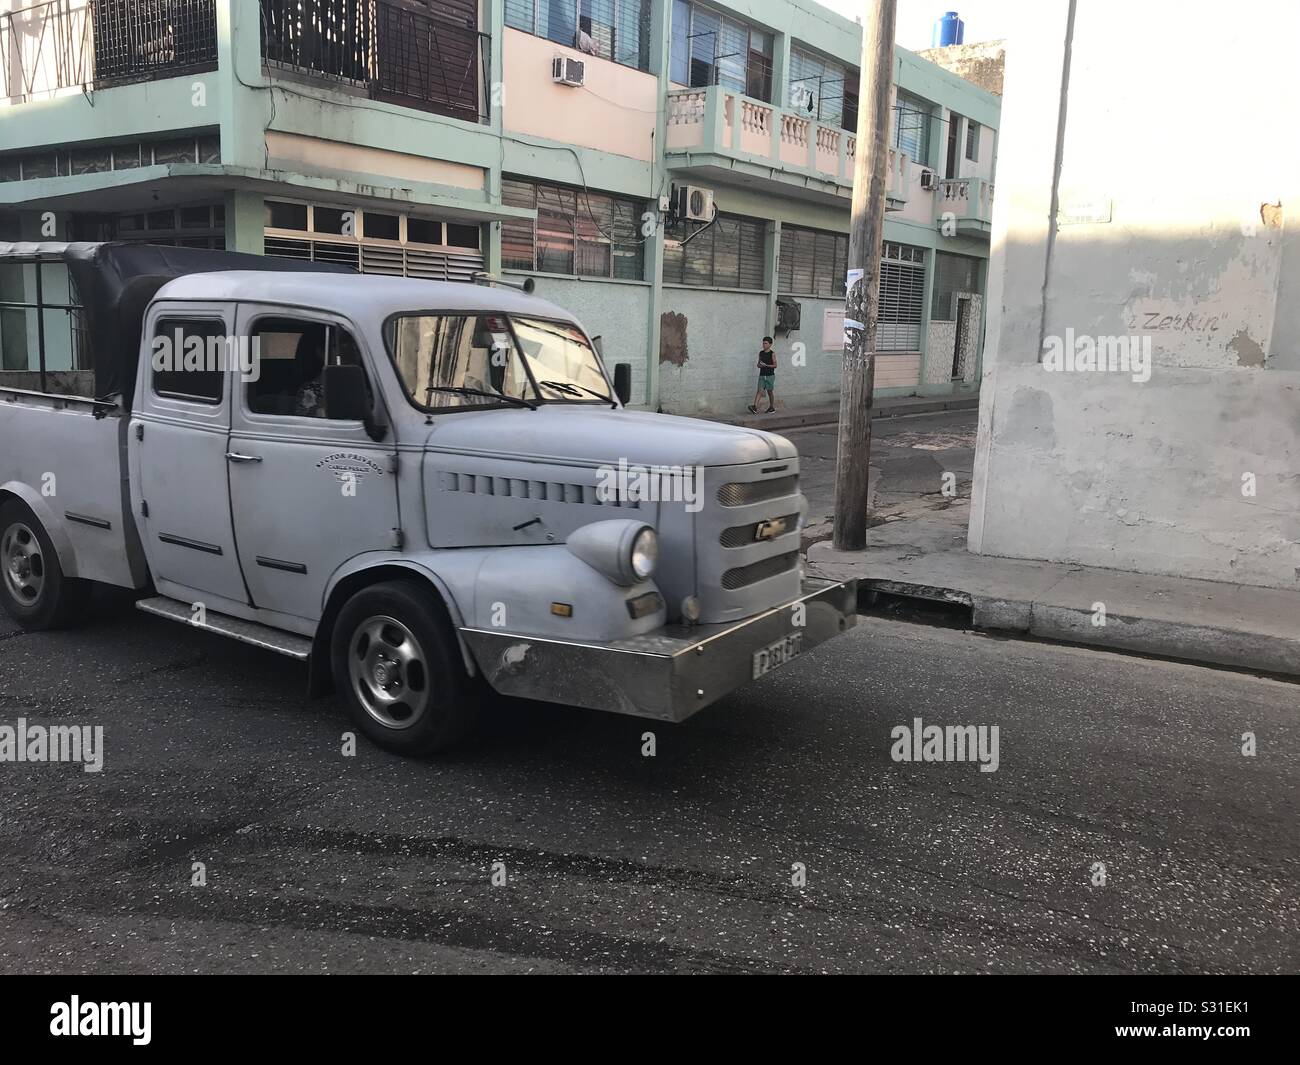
752, 633, 803, 679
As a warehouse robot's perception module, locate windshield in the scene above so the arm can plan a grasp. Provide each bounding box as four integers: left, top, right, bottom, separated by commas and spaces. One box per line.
386, 313, 611, 411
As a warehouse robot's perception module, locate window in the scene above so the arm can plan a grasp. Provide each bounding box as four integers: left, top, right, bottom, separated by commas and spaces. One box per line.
115, 204, 225, 249
245, 317, 369, 419
151, 318, 227, 404
670, 2, 773, 102
663, 213, 766, 289
893, 90, 931, 164
507, 0, 651, 71
932, 252, 981, 321
501, 179, 644, 280
878, 242, 926, 352
788, 48, 855, 131
965, 120, 980, 162
263, 200, 484, 280
778, 225, 849, 298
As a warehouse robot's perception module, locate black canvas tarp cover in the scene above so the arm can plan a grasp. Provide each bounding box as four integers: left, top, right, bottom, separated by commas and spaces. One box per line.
0, 242, 351, 408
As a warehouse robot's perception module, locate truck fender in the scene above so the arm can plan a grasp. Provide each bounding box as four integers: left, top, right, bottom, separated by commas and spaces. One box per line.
0, 480, 80, 579
309, 556, 478, 697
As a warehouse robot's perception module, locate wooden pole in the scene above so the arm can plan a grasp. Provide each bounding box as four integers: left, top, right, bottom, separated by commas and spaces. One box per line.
833, 0, 897, 551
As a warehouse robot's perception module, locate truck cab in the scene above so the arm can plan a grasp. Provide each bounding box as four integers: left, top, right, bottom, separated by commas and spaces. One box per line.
0, 244, 856, 753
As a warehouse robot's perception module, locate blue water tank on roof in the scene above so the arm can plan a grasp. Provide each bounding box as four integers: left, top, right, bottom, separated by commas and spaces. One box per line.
933, 11, 965, 47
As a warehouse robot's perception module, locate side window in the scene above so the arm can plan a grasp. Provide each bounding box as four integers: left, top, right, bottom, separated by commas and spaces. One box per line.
245, 317, 368, 419
151, 318, 227, 404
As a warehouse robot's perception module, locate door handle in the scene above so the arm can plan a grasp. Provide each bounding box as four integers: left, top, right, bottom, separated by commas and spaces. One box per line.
225, 452, 263, 464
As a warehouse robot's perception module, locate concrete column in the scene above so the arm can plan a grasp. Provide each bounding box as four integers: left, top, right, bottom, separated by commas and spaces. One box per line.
215, 0, 267, 171
764, 219, 781, 337
223, 190, 264, 254
916, 246, 937, 391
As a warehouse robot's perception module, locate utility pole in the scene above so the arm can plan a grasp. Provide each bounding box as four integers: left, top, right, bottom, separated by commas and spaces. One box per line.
833, 0, 897, 551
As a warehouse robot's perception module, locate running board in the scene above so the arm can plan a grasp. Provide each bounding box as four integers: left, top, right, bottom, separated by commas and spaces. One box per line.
135, 596, 313, 660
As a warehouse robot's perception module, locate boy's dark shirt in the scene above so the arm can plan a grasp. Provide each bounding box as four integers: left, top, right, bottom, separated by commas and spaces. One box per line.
758, 350, 776, 376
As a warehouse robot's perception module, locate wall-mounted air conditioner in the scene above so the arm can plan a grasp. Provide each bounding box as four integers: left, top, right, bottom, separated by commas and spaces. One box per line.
919, 169, 939, 190
552, 56, 585, 87
674, 185, 715, 223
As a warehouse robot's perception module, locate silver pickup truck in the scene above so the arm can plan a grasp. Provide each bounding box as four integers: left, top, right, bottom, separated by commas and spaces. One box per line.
0, 242, 856, 753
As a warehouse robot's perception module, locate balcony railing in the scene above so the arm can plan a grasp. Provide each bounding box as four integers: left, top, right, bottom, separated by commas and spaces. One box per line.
260, 0, 488, 124
935, 176, 995, 235
1, 0, 216, 103
666, 85, 857, 187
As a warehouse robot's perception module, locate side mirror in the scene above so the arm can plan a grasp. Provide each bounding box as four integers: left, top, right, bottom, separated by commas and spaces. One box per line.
324, 363, 370, 422
613, 362, 632, 406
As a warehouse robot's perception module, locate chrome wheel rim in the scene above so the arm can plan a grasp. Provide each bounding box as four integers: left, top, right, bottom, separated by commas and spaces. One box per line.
347, 614, 431, 730
2, 521, 45, 607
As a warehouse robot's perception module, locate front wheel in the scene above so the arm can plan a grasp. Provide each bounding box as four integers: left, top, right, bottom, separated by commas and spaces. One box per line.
330, 580, 481, 755
0, 499, 90, 630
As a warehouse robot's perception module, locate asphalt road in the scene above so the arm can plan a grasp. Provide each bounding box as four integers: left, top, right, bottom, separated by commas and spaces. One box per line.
1, 590, 1295, 974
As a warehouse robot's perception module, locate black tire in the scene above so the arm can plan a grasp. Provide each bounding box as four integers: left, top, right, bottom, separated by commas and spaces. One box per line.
330, 580, 480, 755
0, 498, 91, 631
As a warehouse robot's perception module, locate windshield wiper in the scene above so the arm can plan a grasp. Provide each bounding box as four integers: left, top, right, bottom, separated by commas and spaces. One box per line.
423, 385, 537, 411
537, 379, 614, 405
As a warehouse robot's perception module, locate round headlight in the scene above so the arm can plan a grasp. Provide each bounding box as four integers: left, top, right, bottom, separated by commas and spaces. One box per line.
630, 527, 658, 580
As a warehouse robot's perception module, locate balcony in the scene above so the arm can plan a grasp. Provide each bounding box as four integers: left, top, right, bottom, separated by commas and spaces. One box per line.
261, 0, 488, 124
665, 85, 916, 211
1, 0, 217, 104
935, 176, 994, 238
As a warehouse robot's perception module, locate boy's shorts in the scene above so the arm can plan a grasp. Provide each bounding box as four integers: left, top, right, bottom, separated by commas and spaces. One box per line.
758, 374, 775, 391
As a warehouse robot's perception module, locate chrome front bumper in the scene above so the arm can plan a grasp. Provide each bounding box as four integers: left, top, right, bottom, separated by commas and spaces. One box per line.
460, 578, 857, 722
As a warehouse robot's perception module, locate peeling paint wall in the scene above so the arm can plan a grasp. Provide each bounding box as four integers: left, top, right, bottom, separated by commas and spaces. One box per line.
969, 0, 1300, 590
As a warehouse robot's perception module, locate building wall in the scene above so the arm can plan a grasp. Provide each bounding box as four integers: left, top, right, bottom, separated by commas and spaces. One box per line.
915, 41, 1006, 97
968, 0, 1300, 590
516, 272, 654, 406
657, 287, 771, 416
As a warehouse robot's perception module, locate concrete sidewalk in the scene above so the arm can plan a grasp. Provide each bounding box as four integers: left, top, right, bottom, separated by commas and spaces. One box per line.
807, 507, 1300, 680
715, 391, 979, 431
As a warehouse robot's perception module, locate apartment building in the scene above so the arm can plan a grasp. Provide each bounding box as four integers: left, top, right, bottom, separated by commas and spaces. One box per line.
0, 0, 999, 415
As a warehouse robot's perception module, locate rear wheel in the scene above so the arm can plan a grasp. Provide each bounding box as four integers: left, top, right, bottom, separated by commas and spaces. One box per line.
0, 499, 90, 630
330, 580, 480, 754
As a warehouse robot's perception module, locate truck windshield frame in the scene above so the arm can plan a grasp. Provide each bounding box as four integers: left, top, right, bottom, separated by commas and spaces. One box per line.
383, 311, 613, 414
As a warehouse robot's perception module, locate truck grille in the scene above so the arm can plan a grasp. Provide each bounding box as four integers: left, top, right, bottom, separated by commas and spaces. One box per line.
719, 512, 800, 548
720, 551, 799, 590
715, 475, 798, 507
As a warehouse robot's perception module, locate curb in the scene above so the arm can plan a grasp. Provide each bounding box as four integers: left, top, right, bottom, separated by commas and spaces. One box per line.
863, 577, 1300, 679
723, 394, 980, 432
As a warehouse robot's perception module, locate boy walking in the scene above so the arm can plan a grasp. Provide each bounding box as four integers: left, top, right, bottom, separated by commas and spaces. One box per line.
748, 336, 777, 414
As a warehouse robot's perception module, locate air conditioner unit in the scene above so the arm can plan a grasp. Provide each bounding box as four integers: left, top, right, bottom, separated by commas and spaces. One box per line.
674, 185, 715, 223
552, 55, 585, 87
790, 85, 816, 113
919, 168, 939, 190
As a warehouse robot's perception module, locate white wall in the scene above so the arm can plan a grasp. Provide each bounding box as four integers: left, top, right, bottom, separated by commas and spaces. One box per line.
969, 0, 1300, 590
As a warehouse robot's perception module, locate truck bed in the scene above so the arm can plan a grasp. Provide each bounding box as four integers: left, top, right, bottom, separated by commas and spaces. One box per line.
0, 387, 143, 590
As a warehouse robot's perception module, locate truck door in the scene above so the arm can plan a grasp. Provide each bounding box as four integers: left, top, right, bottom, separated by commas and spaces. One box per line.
226, 308, 400, 622
130, 305, 250, 608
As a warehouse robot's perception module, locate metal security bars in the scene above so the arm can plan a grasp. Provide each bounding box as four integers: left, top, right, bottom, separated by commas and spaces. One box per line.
91, 0, 218, 85
663, 212, 766, 290
261, 0, 488, 124
1, 0, 92, 101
